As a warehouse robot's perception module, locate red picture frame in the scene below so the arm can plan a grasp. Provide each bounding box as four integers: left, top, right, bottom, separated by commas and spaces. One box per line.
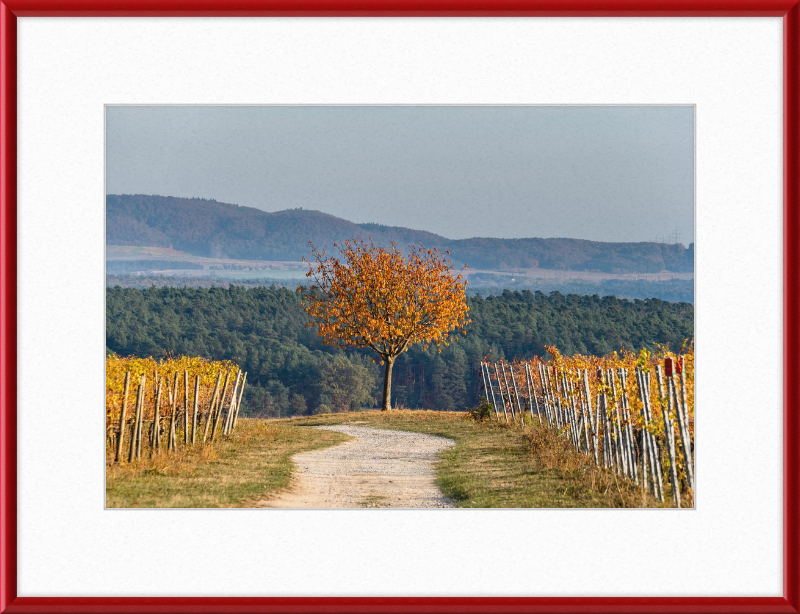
1, 4, 798, 613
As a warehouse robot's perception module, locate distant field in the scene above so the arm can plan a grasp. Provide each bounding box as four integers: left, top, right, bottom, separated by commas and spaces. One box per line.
107, 245, 694, 284
106, 245, 190, 258
106, 272, 694, 302
467, 268, 693, 283
106, 245, 309, 277
106, 260, 204, 274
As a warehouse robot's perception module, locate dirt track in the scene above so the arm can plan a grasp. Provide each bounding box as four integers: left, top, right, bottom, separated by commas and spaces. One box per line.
258, 425, 455, 508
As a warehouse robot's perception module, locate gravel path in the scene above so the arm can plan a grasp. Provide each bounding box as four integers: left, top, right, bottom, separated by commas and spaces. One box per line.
259, 425, 456, 508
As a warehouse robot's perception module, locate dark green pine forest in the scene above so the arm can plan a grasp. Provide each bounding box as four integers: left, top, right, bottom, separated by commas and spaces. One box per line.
106, 286, 694, 417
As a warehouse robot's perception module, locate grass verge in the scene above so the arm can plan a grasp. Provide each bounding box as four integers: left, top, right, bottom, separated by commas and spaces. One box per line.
105, 418, 351, 508
107, 410, 686, 508
293, 410, 678, 508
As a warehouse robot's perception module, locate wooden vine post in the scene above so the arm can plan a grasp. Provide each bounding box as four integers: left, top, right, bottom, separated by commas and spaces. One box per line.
599, 369, 615, 471
232, 372, 248, 431
479, 362, 490, 406
578, 369, 592, 454
657, 363, 681, 507
638, 369, 664, 502
152, 377, 163, 454
645, 371, 665, 501
183, 370, 190, 445
211, 371, 232, 441
191, 375, 200, 444
609, 369, 626, 476
582, 369, 599, 466
674, 356, 695, 492
168, 372, 179, 451
618, 368, 638, 484
203, 372, 223, 442
537, 364, 550, 426
115, 372, 131, 463
493, 363, 509, 423
526, 363, 541, 424
128, 374, 145, 462
508, 365, 524, 423
564, 373, 579, 449
223, 370, 243, 435
500, 363, 517, 421
481, 363, 500, 419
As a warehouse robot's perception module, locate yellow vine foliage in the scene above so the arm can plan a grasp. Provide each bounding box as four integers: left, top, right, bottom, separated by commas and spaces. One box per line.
106, 354, 238, 434
299, 239, 470, 362
487, 342, 694, 486
492, 345, 693, 432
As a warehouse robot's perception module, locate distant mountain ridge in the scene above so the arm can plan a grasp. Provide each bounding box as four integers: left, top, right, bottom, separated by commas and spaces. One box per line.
106, 194, 694, 274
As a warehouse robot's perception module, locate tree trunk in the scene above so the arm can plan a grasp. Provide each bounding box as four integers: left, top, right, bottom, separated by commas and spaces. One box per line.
381, 357, 395, 410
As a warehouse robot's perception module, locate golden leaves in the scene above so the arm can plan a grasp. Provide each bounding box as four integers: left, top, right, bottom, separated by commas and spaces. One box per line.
300, 239, 470, 359
105, 354, 238, 428
497, 343, 694, 437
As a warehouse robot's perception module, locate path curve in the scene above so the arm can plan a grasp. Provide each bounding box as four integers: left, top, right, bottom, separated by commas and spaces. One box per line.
259, 425, 455, 508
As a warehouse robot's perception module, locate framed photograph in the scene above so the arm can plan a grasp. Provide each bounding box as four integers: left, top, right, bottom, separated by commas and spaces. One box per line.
1, 2, 798, 612
103, 103, 697, 512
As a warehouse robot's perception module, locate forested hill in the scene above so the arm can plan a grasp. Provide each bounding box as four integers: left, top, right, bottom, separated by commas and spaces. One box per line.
107, 194, 694, 274
106, 286, 694, 417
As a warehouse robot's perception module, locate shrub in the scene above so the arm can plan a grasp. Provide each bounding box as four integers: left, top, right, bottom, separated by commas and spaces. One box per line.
467, 396, 494, 422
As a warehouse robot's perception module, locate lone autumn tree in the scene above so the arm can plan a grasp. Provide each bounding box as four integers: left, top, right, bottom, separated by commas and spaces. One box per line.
299, 238, 470, 410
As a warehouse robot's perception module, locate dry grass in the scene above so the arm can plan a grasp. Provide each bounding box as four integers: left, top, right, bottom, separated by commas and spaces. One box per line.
293, 410, 681, 508
106, 410, 691, 508
523, 423, 687, 508
106, 418, 350, 508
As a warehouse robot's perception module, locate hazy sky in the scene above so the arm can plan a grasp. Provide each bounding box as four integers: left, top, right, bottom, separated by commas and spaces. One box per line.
106, 106, 694, 244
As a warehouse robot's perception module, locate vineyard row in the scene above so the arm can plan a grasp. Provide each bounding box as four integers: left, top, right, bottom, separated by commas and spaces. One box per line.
479, 349, 694, 507
109, 365, 248, 463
